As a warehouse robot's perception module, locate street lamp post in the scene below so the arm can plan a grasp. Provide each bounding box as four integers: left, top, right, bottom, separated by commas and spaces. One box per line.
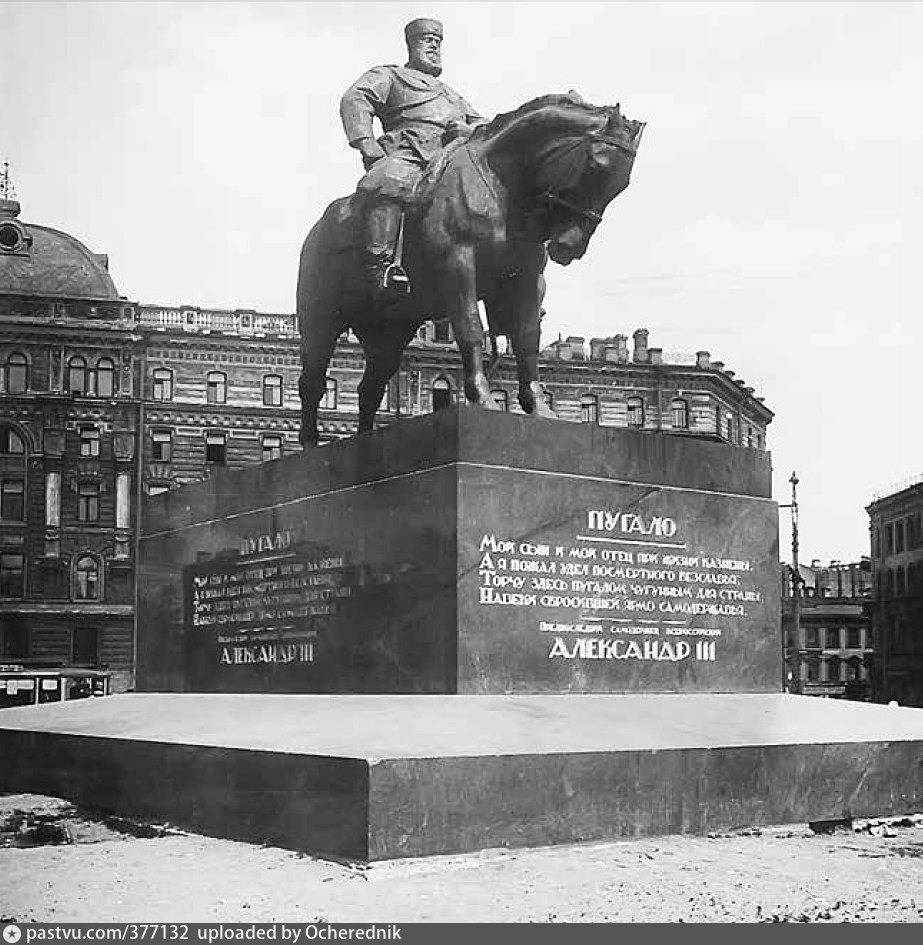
780, 472, 802, 693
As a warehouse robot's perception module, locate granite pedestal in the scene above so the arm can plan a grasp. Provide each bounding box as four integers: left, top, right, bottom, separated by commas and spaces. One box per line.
2, 409, 922, 860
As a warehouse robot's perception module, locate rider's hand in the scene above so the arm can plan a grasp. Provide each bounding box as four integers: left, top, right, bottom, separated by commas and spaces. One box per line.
357, 138, 385, 170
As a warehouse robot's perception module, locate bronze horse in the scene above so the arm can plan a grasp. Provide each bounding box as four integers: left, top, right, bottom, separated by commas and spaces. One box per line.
296, 93, 645, 446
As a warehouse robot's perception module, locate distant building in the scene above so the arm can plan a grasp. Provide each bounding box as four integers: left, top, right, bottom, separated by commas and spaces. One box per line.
781, 559, 874, 698
1, 193, 774, 691
867, 477, 923, 706
0, 193, 141, 693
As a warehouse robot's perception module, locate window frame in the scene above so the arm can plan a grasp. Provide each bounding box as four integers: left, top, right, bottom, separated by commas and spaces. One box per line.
431, 377, 452, 412
205, 431, 227, 465
152, 368, 173, 402
67, 355, 88, 394
262, 374, 283, 407
77, 481, 100, 522
74, 554, 101, 601
670, 397, 689, 430
206, 371, 227, 405
0, 479, 25, 521
151, 429, 173, 462
79, 427, 100, 458
95, 357, 116, 398
261, 434, 283, 463
626, 396, 644, 427
5, 352, 28, 394
321, 377, 338, 410
0, 551, 25, 599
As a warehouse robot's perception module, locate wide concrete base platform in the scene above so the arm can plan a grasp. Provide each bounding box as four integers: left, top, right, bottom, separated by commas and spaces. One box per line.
2, 693, 923, 860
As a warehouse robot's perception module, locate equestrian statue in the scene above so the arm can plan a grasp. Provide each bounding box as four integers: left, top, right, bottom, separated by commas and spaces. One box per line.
296, 17, 645, 446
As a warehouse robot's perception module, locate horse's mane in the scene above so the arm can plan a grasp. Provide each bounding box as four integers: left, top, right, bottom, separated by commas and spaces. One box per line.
473, 93, 613, 142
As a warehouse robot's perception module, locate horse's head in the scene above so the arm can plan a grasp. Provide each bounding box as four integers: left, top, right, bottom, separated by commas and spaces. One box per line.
532, 102, 646, 266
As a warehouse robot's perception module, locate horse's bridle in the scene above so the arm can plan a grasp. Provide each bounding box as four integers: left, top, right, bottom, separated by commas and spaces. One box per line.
539, 131, 639, 227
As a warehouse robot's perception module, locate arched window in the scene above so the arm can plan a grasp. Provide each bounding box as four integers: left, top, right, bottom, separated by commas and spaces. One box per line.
74, 555, 100, 601
5, 352, 28, 394
152, 368, 173, 401
490, 389, 509, 411
581, 394, 598, 424
670, 398, 689, 429
627, 396, 644, 427
67, 356, 87, 394
321, 377, 338, 410
206, 371, 227, 405
432, 377, 452, 412
0, 426, 24, 455
263, 374, 283, 407
95, 358, 115, 398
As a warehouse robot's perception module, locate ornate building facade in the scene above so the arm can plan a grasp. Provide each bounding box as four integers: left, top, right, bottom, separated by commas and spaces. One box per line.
0, 193, 141, 693
781, 558, 874, 699
867, 477, 923, 707
2, 197, 774, 691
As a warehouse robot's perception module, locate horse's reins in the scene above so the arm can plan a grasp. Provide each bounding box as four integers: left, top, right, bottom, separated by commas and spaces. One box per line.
538, 130, 641, 226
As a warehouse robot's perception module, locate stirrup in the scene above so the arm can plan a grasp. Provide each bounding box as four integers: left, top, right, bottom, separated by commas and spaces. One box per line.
382, 263, 411, 294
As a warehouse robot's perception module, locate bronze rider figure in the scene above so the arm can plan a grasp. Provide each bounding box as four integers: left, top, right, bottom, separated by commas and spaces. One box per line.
339, 18, 486, 307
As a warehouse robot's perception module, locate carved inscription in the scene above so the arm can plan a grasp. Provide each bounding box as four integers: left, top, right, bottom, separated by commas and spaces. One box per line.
187, 530, 354, 667
477, 508, 766, 665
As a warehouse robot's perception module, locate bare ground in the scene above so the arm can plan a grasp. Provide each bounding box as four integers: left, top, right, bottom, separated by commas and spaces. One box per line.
1, 794, 922, 924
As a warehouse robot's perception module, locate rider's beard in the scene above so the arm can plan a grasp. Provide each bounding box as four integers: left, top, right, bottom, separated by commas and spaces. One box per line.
409, 51, 442, 76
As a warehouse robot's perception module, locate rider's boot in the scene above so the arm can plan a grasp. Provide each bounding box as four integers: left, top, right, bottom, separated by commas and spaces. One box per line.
363, 199, 410, 309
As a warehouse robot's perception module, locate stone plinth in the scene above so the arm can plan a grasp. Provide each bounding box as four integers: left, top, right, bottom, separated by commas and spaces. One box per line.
2, 693, 923, 860
137, 408, 780, 694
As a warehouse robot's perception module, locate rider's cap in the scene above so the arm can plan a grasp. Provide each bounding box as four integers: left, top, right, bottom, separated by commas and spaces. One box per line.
404, 18, 443, 42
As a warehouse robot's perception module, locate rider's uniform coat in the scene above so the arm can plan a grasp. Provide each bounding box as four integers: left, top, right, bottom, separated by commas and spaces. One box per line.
340, 64, 485, 200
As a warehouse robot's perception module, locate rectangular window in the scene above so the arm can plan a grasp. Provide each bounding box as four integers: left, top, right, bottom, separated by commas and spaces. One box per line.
805, 627, 819, 648
825, 627, 840, 649
581, 395, 599, 424
79, 428, 100, 457
72, 626, 99, 666
152, 369, 173, 401
0, 480, 24, 521
0, 553, 24, 598
895, 521, 905, 554
0, 618, 28, 659
77, 482, 100, 522
263, 375, 283, 407
627, 397, 643, 427
846, 627, 860, 648
207, 373, 227, 405
885, 524, 894, 555
261, 434, 283, 463
151, 429, 172, 462
321, 378, 337, 410
205, 432, 226, 464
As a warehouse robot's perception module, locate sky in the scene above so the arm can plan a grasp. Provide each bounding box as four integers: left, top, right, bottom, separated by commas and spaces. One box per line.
3, 1, 922, 564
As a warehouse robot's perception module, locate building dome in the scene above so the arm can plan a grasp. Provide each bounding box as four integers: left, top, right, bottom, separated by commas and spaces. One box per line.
0, 198, 121, 301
